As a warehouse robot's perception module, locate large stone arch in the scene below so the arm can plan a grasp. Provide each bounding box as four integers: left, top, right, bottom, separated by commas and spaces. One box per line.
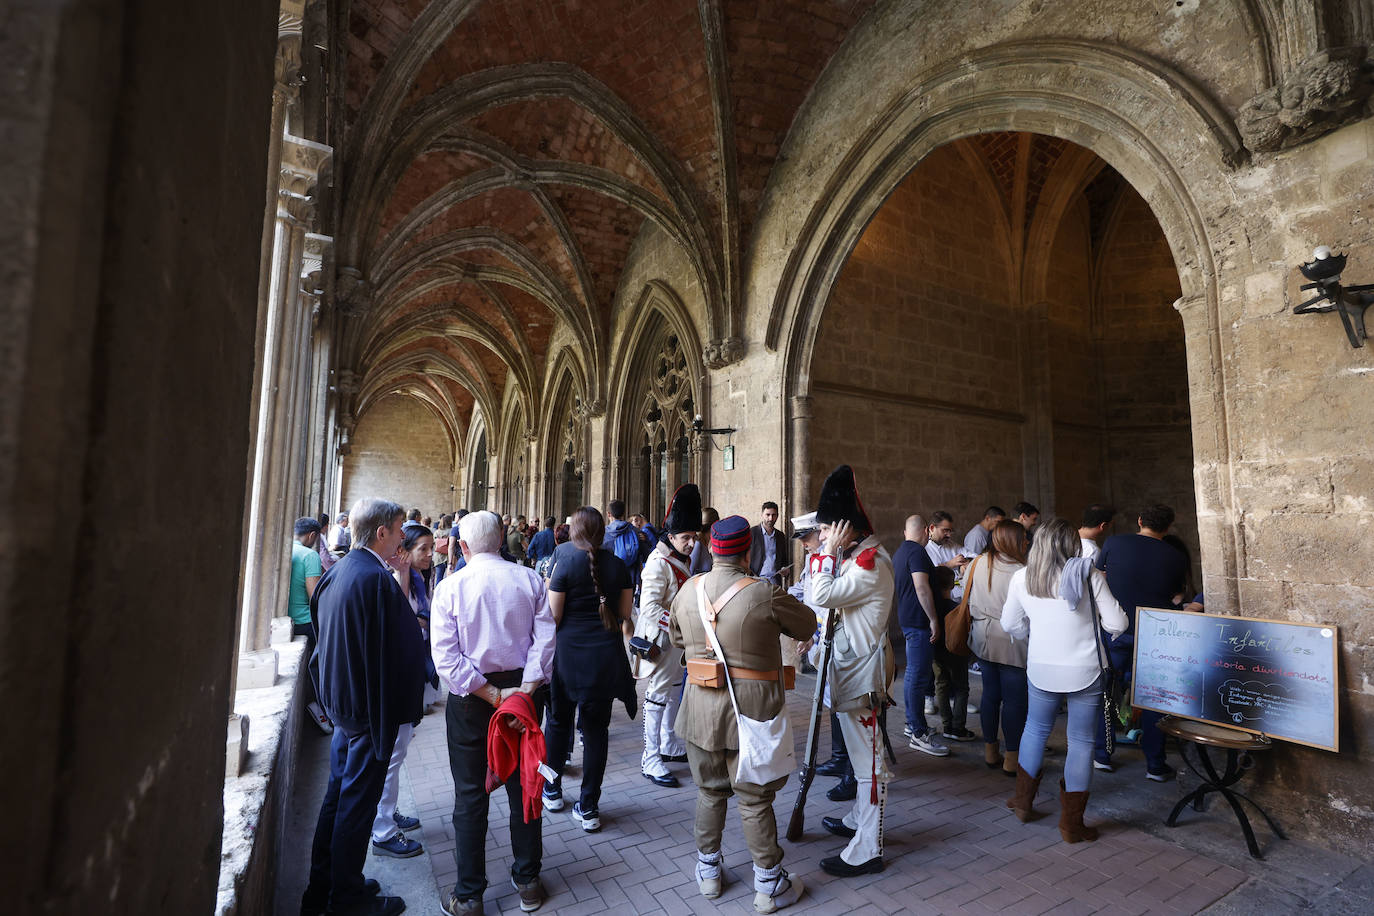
535, 347, 591, 520
605, 279, 710, 519
762, 40, 1248, 608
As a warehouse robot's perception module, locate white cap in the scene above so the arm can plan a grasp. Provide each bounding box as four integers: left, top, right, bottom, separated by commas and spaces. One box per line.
790, 511, 819, 538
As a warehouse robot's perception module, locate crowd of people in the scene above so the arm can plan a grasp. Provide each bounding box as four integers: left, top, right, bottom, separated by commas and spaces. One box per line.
287, 470, 1198, 916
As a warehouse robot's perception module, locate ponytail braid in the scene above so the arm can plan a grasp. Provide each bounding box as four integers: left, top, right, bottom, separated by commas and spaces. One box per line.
587, 547, 617, 631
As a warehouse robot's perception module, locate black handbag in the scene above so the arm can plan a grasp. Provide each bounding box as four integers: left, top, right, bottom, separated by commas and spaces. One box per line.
1085, 571, 1118, 756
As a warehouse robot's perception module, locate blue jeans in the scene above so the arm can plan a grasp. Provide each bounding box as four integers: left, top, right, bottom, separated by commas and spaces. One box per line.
978, 661, 1028, 752
902, 627, 934, 734
1019, 676, 1101, 793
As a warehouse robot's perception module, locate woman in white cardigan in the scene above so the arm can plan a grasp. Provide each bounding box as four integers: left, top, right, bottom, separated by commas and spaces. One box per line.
1001, 518, 1128, 842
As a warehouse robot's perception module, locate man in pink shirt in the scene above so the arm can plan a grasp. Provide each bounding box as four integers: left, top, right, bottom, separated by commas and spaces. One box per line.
430, 511, 556, 916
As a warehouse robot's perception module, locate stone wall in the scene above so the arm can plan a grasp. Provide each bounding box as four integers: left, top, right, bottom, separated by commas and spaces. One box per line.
0, 0, 278, 912
342, 394, 456, 518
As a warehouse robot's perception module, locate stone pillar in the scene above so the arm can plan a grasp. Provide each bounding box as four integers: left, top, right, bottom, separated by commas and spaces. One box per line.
789, 394, 814, 570
236, 132, 331, 687
304, 235, 333, 515
1019, 304, 1055, 512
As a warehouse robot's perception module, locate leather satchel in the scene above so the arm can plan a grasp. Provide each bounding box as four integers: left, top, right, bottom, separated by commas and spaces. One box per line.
944, 556, 978, 656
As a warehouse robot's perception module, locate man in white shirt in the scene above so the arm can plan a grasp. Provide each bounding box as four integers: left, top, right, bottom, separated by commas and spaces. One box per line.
924, 512, 968, 600
1077, 504, 1115, 560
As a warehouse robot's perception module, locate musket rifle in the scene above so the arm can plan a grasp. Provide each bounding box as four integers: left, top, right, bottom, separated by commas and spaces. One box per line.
786, 605, 841, 842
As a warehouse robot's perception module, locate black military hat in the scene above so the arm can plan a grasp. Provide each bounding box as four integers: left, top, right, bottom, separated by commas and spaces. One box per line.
662, 483, 703, 534
815, 464, 873, 535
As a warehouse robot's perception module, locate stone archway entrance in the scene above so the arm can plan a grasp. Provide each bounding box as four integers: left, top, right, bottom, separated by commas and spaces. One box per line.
801, 132, 1198, 577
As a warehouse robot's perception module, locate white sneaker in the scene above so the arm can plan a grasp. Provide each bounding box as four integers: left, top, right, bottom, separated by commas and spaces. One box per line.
754, 873, 804, 913
923, 697, 937, 716
1093, 759, 1115, 772
902, 724, 915, 739
967, 702, 979, 714
307, 702, 333, 735
908, 731, 950, 757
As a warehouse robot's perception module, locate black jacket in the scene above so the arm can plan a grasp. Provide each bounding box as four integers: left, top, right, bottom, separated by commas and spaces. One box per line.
309, 549, 427, 760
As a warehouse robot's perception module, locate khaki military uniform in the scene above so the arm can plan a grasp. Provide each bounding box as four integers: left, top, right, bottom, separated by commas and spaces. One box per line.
670, 558, 816, 869
808, 534, 895, 865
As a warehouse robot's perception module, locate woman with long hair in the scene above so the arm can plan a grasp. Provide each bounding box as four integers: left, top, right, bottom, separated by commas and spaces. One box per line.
543, 506, 637, 832
1001, 517, 1127, 843
966, 520, 1029, 776
689, 506, 720, 575
370, 521, 438, 858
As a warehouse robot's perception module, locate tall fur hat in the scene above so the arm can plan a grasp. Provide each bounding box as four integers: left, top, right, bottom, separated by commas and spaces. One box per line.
815, 464, 873, 535
662, 483, 703, 534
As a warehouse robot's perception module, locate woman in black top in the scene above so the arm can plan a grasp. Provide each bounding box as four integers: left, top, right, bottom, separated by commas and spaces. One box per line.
543, 506, 638, 832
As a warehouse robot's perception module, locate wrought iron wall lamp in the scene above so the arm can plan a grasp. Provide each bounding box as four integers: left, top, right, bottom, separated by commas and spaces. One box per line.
690, 414, 735, 451
1296, 246, 1374, 348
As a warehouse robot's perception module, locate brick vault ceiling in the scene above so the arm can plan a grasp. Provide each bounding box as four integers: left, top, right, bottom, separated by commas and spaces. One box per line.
341, 0, 877, 437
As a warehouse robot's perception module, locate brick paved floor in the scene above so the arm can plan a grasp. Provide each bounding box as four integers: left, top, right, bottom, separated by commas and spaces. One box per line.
392, 676, 1255, 916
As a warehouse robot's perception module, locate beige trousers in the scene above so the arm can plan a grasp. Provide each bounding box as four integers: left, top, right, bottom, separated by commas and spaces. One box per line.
686, 740, 789, 869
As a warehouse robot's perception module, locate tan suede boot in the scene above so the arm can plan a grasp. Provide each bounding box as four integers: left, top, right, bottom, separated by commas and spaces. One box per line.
984, 743, 1004, 769
1002, 749, 1018, 777
1006, 765, 1044, 822
1058, 779, 1100, 842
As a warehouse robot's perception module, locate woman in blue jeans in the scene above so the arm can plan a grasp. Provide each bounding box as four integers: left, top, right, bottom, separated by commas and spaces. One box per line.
966, 520, 1028, 776
1000, 518, 1128, 842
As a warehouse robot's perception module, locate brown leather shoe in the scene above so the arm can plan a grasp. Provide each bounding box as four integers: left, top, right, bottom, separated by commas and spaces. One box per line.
1058, 779, 1100, 843
1006, 764, 1044, 822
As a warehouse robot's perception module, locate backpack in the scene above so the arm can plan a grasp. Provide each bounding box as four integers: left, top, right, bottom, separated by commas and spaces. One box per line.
611, 525, 644, 586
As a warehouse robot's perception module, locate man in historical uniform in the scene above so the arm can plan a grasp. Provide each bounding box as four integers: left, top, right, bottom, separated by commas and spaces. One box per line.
671, 515, 816, 912
808, 465, 896, 877
634, 484, 701, 787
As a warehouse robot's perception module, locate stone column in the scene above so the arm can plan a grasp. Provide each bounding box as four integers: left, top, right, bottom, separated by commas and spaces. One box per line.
1019, 303, 1055, 512
303, 235, 333, 515
236, 133, 331, 688
789, 394, 813, 570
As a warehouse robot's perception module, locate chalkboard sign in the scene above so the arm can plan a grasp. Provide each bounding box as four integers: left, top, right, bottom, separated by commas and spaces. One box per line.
1132, 608, 1339, 752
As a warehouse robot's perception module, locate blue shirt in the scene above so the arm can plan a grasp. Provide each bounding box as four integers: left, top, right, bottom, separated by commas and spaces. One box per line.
759, 529, 778, 579
527, 528, 556, 563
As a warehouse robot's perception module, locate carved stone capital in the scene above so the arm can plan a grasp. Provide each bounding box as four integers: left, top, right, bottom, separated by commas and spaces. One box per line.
334, 267, 372, 317
1237, 47, 1373, 153
577, 398, 606, 419
335, 368, 358, 396
703, 336, 745, 369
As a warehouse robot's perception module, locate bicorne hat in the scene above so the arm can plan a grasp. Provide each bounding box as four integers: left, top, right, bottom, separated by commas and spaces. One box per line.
662, 483, 703, 534
815, 464, 873, 534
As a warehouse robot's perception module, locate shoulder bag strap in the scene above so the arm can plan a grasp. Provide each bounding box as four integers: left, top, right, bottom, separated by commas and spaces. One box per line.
696, 578, 744, 719
1084, 567, 1112, 675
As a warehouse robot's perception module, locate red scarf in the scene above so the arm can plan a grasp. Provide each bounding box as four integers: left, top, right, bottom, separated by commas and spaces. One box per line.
485, 691, 547, 823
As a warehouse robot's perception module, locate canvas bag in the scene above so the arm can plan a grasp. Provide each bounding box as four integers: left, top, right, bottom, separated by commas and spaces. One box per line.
694, 577, 795, 785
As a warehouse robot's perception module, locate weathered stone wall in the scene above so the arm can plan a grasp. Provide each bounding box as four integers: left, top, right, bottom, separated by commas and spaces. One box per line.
342, 394, 456, 518
809, 142, 1024, 548
0, 0, 277, 912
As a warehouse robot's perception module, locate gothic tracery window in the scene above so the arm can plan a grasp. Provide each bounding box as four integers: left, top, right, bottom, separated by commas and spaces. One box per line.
636, 330, 695, 520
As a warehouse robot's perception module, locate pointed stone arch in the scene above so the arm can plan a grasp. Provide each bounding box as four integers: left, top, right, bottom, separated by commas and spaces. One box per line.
607, 280, 709, 522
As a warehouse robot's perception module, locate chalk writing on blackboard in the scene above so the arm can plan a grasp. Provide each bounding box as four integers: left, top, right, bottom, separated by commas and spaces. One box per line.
1132, 608, 1338, 752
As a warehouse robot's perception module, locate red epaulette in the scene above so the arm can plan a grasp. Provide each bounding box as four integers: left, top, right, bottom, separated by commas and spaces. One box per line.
855, 546, 878, 570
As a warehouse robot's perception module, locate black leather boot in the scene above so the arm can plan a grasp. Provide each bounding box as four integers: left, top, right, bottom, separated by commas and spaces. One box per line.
816, 712, 850, 776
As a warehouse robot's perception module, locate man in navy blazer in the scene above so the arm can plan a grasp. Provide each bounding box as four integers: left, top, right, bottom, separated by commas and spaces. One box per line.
302, 498, 426, 916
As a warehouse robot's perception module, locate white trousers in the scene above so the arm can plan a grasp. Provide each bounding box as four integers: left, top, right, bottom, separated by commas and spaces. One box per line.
836, 709, 891, 864
370, 723, 415, 842
641, 651, 686, 776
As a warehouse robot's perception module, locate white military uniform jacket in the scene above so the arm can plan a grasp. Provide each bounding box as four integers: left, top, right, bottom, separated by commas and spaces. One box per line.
808, 534, 896, 710
636, 540, 691, 648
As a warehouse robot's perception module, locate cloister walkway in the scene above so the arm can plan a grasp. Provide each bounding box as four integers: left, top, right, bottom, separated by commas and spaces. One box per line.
279, 673, 1371, 915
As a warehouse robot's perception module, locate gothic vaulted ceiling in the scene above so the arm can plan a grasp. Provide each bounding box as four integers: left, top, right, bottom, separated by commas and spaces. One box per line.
335, 0, 879, 452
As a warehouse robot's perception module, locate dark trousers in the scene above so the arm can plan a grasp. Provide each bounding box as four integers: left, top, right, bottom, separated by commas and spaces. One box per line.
1094, 644, 1167, 768
978, 661, 1028, 751
447, 677, 545, 903
544, 694, 613, 809
933, 646, 969, 732
305, 725, 393, 909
